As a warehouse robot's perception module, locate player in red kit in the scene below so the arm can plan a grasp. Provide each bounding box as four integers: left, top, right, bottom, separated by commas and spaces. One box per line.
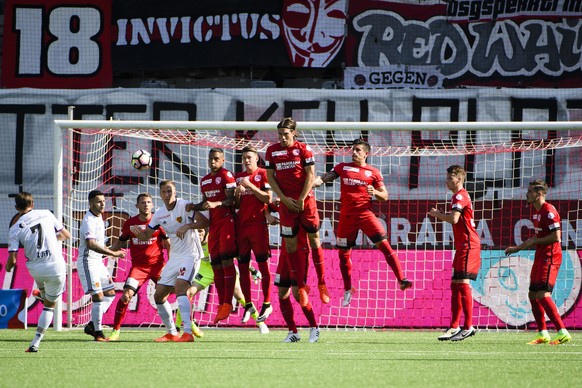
265, 117, 329, 307
505, 180, 571, 345
234, 146, 274, 323
429, 165, 480, 341
315, 139, 411, 308
108, 193, 169, 341
189, 148, 238, 323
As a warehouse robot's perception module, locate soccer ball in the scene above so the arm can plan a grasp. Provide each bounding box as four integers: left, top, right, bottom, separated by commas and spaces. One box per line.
131, 149, 152, 171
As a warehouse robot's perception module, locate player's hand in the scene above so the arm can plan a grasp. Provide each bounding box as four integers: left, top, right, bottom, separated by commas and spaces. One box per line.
265, 213, 279, 225
239, 177, 253, 188
113, 250, 126, 259
185, 203, 195, 212
176, 225, 190, 239
234, 185, 245, 198
367, 185, 375, 196
505, 246, 518, 256
250, 267, 262, 284
130, 225, 142, 236
428, 207, 440, 217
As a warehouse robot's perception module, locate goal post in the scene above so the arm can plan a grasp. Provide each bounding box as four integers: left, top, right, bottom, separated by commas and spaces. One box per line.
53, 119, 582, 330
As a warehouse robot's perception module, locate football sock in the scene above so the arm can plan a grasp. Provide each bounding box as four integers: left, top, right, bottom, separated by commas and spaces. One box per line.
212, 265, 225, 305
257, 261, 272, 303
101, 294, 116, 315
288, 250, 306, 288
301, 302, 317, 327
279, 295, 297, 333
91, 301, 106, 331
529, 297, 547, 331
177, 295, 192, 334
238, 261, 252, 303
312, 246, 326, 285
113, 299, 129, 331
540, 296, 566, 330
156, 301, 177, 335
338, 249, 352, 291
31, 306, 54, 348
378, 241, 404, 281
223, 263, 237, 304
450, 283, 462, 328
458, 283, 473, 329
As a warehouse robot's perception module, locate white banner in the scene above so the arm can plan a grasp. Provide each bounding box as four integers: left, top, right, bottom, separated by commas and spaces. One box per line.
344, 66, 443, 89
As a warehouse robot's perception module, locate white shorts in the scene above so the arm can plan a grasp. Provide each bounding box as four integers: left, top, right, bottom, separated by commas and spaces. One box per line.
31, 273, 66, 303
77, 258, 114, 295
158, 255, 200, 287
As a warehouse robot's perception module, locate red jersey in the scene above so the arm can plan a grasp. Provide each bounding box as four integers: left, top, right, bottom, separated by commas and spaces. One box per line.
533, 202, 562, 263
201, 167, 236, 222
265, 140, 315, 198
235, 167, 270, 226
119, 215, 166, 267
332, 162, 384, 215
450, 189, 480, 251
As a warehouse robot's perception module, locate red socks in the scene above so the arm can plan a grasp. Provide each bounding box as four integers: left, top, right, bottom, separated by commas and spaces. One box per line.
458, 283, 473, 329
338, 249, 352, 291
257, 261, 272, 303
450, 282, 462, 328
311, 246, 325, 285
113, 299, 128, 330
378, 241, 404, 281
279, 296, 297, 333
238, 262, 252, 303
539, 296, 565, 330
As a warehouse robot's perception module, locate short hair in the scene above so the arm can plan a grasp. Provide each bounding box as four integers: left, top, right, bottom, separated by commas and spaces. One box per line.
446, 165, 466, 180
88, 190, 104, 201
136, 193, 152, 203
15, 192, 33, 211
277, 117, 297, 131
159, 180, 175, 189
529, 179, 548, 194
353, 138, 371, 153
209, 147, 224, 155
241, 145, 258, 154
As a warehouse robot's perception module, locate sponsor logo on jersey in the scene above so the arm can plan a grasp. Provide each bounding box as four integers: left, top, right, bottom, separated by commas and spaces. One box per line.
201, 178, 212, 186
272, 150, 287, 157
343, 166, 359, 172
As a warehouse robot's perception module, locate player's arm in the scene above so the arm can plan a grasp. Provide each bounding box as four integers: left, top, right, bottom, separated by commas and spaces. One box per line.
86, 238, 126, 259
176, 212, 209, 239
56, 227, 71, 242
505, 229, 560, 255
315, 170, 339, 186
428, 207, 460, 225
240, 179, 271, 204
6, 251, 18, 272
296, 164, 315, 210
368, 184, 388, 202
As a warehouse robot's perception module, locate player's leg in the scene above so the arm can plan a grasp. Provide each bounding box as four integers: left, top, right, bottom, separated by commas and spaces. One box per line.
337, 218, 359, 307
88, 263, 115, 341
302, 197, 328, 304
449, 250, 479, 341
214, 221, 238, 323
237, 237, 255, 322
275, 249, 300, 342
154, 261, 181, 341
174, 259, 198, 341
26, 273, 64, 352
110, 266, 151, 340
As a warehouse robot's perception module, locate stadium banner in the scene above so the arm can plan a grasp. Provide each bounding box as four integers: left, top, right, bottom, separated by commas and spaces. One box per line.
1, 0, 347, 88
344, 65, 443, 89
1, 248, 581, 328
0, 289, 27, 329
345, 0, 582, 88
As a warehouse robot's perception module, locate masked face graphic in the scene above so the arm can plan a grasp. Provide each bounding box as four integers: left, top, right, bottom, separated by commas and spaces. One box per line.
282, 0, 347, 67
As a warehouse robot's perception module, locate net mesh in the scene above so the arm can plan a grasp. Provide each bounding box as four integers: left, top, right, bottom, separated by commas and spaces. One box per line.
61, 123, 582, 330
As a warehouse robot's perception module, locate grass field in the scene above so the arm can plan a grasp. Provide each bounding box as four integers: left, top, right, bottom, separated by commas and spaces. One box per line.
1, 328, 580, 388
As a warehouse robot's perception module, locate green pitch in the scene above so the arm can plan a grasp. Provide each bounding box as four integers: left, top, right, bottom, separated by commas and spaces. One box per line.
1, 329, 580, 387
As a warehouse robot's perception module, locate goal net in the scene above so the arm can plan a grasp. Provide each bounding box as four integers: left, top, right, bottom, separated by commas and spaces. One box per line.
54, 119, 582, 330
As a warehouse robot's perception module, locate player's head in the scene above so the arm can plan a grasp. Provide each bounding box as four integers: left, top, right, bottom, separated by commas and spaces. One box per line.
276, 117, 297, 147
158, 180, 177, 206
88, 190, 106, 215
14, 192, 34, 212
446, 165, 466, 191
527, 179, 548, 204
241, 145, 260, 171
196, 228, 209, 245
136, 193, 154, 216
352, 138, 371, 164
208, 147, 225, 172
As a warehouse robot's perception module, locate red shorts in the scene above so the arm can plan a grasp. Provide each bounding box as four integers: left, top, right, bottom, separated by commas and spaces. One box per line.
336, 210, 387, 248
274, 230, 309, 288
279, 196, 320, 237
530, 256, 562, 292
208, 216, 237, 263
452, 248, 481, 280
237, 221, 271, 263
124, 262, 164, 291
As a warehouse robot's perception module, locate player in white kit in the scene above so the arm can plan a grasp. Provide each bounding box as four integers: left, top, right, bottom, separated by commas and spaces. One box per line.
7, 192, 71, 353
77, 190, 126, 341
132, 180, 208, 342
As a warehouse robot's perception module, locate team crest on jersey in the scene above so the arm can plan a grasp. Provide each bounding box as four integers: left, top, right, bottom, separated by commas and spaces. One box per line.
254, 175, 262, 182
455, 194, 463, 200
216, 177, 222, 185
226, 171, 233, 178
365, 170, 372, 177
548, 212, 555, 219
293, 149, 300, 156
177, 217, 182, 223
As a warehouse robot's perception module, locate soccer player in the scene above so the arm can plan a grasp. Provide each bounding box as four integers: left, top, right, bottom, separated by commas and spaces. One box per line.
265, 117, 329, 307
314, 138, 412, 307
188, 148, 238, 324
505, 180, 572, 345
234, 145, 273, 323
107, 193, 169, 341
6, 192, 71, 352
77, 190, 126, 342
176, 229, 269, 335
132, 180, 208, 342
428, 165, 480, 341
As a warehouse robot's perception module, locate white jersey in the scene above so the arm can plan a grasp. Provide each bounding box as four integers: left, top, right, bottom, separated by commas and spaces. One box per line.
8, 209, 65, 274
78, 210, 106, 262
149, 198, 203, 261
